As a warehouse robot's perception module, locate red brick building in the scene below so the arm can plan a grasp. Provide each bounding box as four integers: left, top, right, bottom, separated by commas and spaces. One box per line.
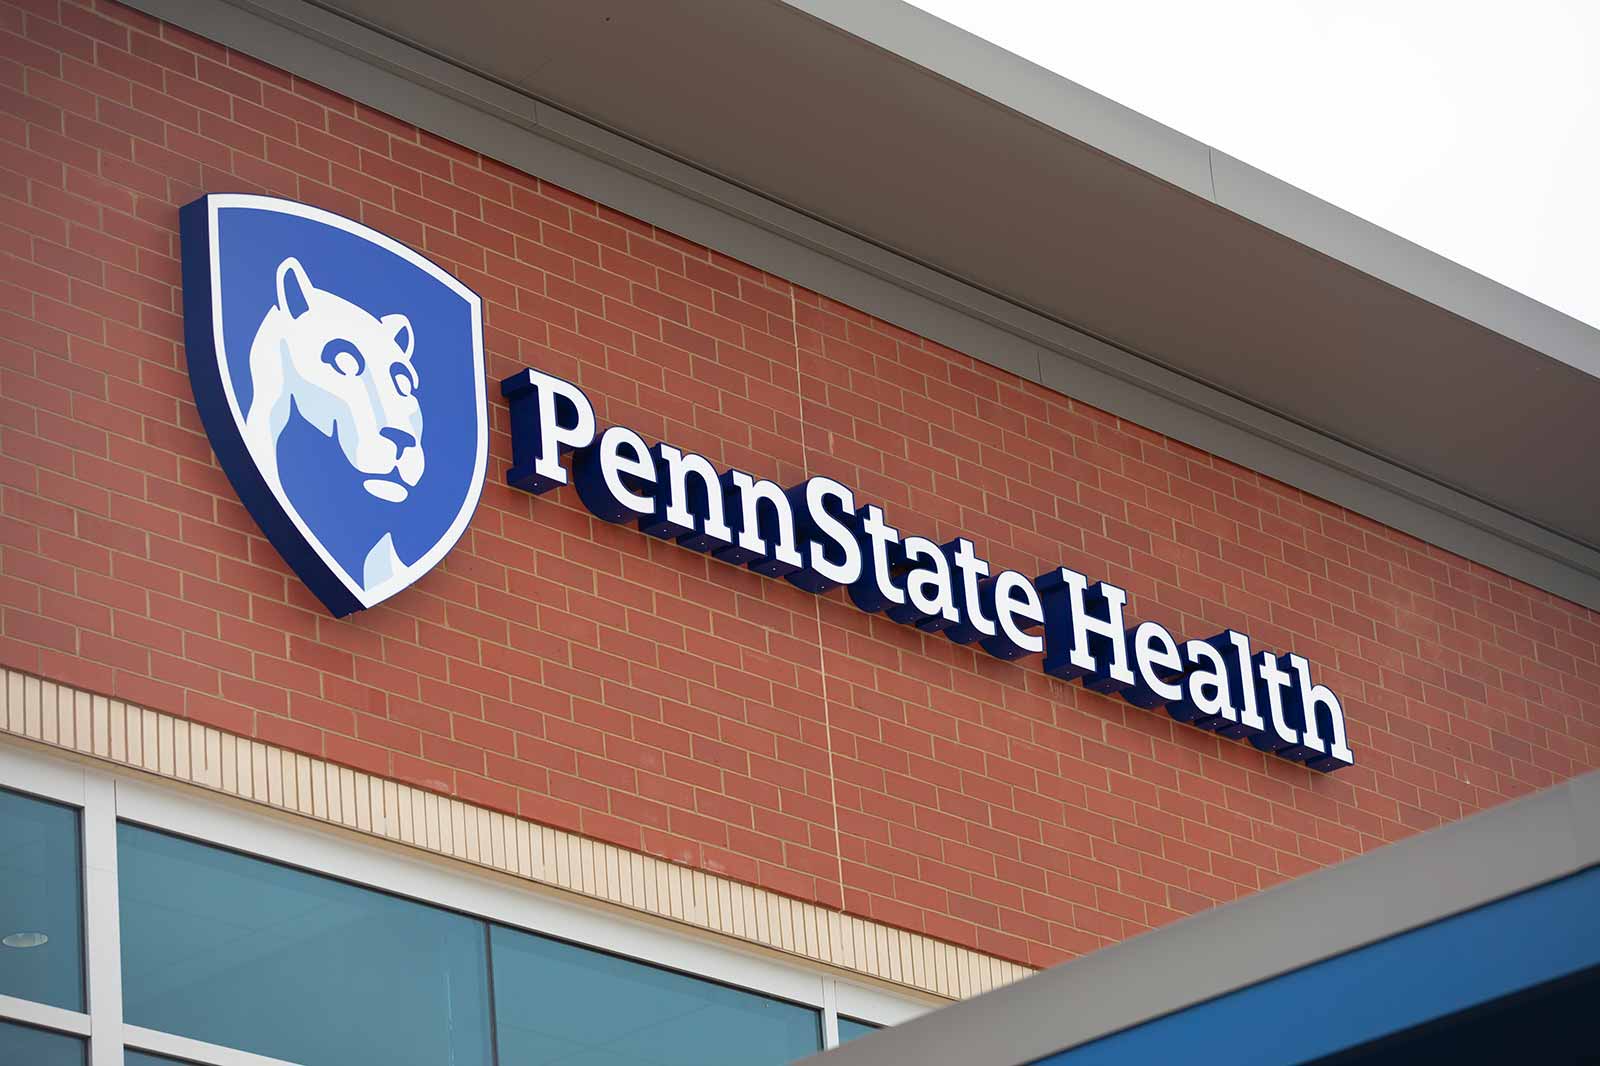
2, 2, 1597, 1064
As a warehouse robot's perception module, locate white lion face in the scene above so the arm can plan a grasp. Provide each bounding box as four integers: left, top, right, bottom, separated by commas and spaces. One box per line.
268, 257, 424, 502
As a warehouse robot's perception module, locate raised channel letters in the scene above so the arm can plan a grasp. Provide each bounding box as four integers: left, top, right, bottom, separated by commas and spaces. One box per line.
504, 367, 1356, 773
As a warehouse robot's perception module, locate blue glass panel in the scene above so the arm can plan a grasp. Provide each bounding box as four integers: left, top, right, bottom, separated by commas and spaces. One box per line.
117, 824, 492, 1066
0, 1018, 84, 1065
125, 1053, 187, 1066
0, 787, 83, 1011
491, 925, 822, 1065
838, 1017, 882, 1043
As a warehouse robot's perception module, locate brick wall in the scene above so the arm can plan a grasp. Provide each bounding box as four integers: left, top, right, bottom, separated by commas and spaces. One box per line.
4, 0, 1597, 969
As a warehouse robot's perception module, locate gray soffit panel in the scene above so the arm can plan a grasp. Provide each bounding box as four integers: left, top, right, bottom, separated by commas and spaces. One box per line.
784, 0, 1600, 384
124, 0, 1600, 609
801, 768, 1600, 1065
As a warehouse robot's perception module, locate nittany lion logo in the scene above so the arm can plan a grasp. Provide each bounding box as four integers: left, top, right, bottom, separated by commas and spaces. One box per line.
180, 194, 486, 617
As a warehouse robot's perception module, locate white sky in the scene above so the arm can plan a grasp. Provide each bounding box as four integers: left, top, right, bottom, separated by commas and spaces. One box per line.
903, 0, 1600, 330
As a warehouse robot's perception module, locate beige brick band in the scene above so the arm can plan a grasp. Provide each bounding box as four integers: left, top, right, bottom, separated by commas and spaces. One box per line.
0, 665, 1030, 1001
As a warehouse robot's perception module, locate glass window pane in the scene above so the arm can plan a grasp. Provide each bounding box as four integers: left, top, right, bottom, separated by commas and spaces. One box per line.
125, 1053, 187, 1066
838, 1017, 882, 1043
0, 1018, 84, 1065
117, 824, 492, 1066
491, 925, 821, 1065
0, 787, 84, 1011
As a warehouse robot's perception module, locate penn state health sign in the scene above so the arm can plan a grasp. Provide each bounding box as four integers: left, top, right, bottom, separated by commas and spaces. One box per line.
180, 194, 487, 617
504, 368, 1356, 773
178, 194, 1351, 773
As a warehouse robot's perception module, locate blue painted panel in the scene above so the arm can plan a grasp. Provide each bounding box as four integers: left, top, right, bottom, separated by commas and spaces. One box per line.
1034, 865, 1600, 1066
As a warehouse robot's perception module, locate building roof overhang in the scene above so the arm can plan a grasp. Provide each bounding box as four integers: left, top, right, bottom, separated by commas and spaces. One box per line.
311, 0, 1600, 549
148, 0, 1600, 604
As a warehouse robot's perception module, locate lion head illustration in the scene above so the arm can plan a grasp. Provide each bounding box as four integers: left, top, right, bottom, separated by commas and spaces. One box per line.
243, 256, 424, 504
242, 256, 426, 588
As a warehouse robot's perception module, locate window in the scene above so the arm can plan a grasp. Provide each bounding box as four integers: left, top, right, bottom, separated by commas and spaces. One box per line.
0, 788, 83, 1012
0, 1017, 84, 1065
838, 1016, 882, 1043
491, 924, 823, 1065
118, 823, 494, 1066
0, 742, 920, 1066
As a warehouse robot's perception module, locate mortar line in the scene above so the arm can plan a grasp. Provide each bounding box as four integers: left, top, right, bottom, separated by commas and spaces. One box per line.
784, 281, 849, 915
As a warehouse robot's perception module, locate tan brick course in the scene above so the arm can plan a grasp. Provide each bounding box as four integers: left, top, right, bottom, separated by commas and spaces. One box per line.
1, 665, 1022, 999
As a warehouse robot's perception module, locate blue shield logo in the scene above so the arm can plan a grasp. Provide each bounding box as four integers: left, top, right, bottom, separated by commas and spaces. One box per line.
180, 194, 487, 616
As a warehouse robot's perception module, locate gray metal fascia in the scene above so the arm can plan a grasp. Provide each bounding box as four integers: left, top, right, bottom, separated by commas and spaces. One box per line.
1209, 151, 1600, 380
121, 0, 1600, 610
774, 0, 1219, 201
803, 769, 1600, 1066
781, 0, 1600, 383
774, 0, 1209, 201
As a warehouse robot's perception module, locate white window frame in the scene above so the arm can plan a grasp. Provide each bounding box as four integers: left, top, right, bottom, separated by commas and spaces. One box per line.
0, 742, 929, 1064
0, 743, 105, 1061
